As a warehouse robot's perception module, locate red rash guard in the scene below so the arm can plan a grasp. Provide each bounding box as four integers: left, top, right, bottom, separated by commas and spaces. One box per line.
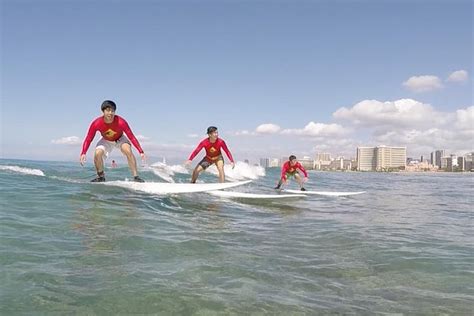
81, 115, 144, 155
281, 161, 308, 181
188, 138, 234, 163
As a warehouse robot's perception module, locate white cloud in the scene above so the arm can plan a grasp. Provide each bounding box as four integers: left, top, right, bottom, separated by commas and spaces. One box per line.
374, 127, 472, 156
402, 75, 443, 93
255, 123, 281, 134
51, 136, 81, 145
187, 134, 200, 138
235, 122, 348, 138
333, 99, 447, 129
234, 130, 255, 136
446, 70, 469, 83
455, 106, 474, 130
136, 135, 151, 141
333, 99, 473, 157
281, 122, 348, 137
230, 101, 472, 159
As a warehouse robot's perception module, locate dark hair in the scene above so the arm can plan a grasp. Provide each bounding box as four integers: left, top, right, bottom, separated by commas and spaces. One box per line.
289, 155, 297, 161
101, 100, 117, 112
207, 126, 218, 134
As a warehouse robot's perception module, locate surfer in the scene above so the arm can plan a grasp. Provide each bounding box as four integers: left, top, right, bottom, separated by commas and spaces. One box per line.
79, 100, 146, 182
274, 155, 308, 191
185, 126, 235, 183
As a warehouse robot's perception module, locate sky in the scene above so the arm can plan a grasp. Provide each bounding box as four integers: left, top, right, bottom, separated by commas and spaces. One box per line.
1, 0, 472, 164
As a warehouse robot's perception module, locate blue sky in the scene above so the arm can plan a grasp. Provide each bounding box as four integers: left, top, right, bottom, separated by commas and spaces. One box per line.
1, 0, 472, 164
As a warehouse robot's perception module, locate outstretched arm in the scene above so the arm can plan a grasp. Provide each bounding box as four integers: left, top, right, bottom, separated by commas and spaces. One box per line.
121, 119, 144, 154
188, 141, 205, 161
280, 163, 288, 181
80, 121, 98, 164
298, 163, 308, 178
221, 140, 234, 163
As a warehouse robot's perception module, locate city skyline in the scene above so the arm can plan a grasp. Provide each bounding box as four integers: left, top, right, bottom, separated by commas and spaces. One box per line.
2, 1, 472, 163
257, 147, 473, 172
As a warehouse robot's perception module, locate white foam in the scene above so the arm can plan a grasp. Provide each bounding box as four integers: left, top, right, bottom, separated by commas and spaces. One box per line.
148, 161, 192, 182
0, 165, 45, 177
206, 161, 265, 181
148, 162, 173, 182
168, 164, 189, 174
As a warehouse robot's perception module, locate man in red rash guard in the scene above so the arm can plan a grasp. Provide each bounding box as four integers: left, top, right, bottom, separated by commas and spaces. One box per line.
274, 155, 308, 191
80, 100, 146, 182
185, 126, 235, 183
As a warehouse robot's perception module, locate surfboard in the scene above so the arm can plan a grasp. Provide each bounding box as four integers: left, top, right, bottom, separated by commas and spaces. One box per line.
103, 180, 252, 194
282, 189, 365, 196
208, 190, 306, 199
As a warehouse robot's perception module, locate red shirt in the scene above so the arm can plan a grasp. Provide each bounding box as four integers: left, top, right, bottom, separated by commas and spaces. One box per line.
188, 138, 234, 163
281, 161, 308, 181
81, 115, 144, 155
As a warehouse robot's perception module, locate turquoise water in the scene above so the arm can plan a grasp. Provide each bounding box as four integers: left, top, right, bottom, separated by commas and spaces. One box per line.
1, 158, 473, 314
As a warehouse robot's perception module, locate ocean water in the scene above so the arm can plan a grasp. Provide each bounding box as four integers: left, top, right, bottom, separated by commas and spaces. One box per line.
0, 158, 473, 315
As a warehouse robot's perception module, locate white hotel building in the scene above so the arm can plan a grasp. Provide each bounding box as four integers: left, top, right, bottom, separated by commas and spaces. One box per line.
357, 146, 407, 171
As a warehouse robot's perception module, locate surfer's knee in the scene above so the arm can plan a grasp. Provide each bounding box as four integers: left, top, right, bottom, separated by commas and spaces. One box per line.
120, 143, 133, 155
94, 148, 105, 158
121, 148, 135, 160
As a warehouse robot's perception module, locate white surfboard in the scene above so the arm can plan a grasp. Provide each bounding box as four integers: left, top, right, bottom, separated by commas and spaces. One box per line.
283, 189, 365, 196
208, 190, 306, 199
104, 180, 252, 194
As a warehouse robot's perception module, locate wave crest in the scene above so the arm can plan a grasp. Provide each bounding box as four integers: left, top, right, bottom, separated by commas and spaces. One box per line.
0, 165, 45, 176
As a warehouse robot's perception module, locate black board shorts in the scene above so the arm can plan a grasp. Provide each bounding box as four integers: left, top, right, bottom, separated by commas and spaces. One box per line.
198, 155, 224, 169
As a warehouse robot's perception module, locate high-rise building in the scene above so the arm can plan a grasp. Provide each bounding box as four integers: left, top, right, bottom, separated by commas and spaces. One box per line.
316, 153, 331, 161
269, 158, 280, 167
357, 147, 377, 171
259, 158, 270, 168
446, 154, 458, 171
357, 146, 406, 171
465, 152, 474, 171
315, 152, 332, 170
329, 157, 352, 170
457, 156, 466, 171
376, 146, 406, 171
299, 156, 314, 170
431, 150, 445, 169
441, 157, 448, 169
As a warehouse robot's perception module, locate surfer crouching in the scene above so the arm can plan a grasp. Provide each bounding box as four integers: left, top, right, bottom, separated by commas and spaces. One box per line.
80, 100, 146, 182
185, 126, 235, 183
274, 155, 308, 191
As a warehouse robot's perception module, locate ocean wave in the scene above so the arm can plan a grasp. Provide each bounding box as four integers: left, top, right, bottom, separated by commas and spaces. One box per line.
0, 165, 45, 176
206, 161, 265, 180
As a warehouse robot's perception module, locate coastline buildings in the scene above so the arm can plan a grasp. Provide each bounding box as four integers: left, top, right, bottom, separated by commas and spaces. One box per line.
330, 157, 353, 170
259, 158, 270, 168
405, 160, 439, 172
430, 150, 445, 169
314, 153, 332, 170
357, 146, 406, 171
356, 147, 376, 171
258, 149, 472, 172
269, 158, 280, 168
299, 156, 315, 169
